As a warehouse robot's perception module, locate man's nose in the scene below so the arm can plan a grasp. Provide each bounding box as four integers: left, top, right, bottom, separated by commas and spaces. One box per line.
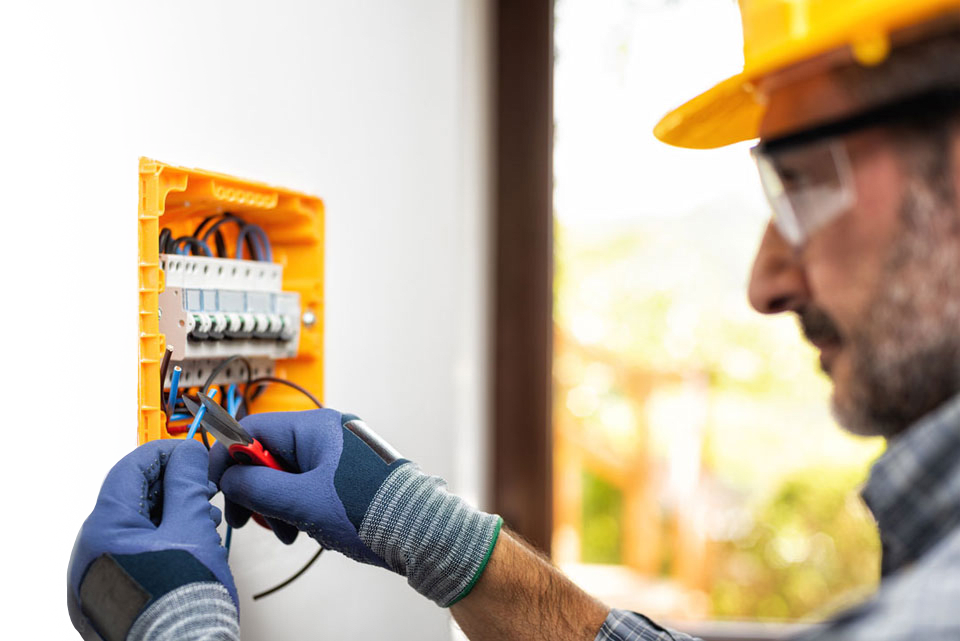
748, 222, 810, 314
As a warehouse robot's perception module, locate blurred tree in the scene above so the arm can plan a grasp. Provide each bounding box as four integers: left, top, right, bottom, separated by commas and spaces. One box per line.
582, 470, 624, 564
710, 466, 880, 620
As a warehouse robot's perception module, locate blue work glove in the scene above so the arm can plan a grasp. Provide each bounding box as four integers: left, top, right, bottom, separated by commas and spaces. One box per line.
68, 439, 237, 639
209, 409, 502, 606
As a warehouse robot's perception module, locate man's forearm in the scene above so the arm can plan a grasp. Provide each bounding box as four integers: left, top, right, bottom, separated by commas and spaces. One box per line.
451, 530, 610, 641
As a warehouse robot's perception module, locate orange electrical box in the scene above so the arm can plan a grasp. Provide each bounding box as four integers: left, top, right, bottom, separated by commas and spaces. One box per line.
137, 157, 325, 444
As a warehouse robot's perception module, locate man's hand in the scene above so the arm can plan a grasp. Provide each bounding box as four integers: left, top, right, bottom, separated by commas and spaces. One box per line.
208, 408, 503, 606
68, 439, 236, 640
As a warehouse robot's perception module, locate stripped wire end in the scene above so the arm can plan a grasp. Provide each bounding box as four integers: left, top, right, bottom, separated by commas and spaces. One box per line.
186, 387, 219, 441
166, 366, 182, 414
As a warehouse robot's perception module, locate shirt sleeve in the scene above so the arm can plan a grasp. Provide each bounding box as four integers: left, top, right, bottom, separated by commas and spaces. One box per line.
596, 610, 703, 641
127, 582, 239, 641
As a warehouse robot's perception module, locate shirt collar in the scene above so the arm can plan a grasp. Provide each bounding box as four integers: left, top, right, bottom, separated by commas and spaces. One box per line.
861, 393, 960, 575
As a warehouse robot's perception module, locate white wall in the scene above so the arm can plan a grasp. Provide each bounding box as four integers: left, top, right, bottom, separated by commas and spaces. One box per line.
0, 1, 491, 638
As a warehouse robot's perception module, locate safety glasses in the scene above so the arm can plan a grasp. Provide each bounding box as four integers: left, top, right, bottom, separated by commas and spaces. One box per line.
751, 139, 856, 248
751, 89, 960, 248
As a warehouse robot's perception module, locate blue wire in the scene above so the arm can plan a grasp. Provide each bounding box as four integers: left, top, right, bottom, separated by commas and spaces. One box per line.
166, 366, 182, 411
249, 224, 272, 262
226, 384, 239, 417
225, 524, 233, 556
250, 230, 266, 261
192, 239, 214, 257
186, 388, 218, 441
235, 227, 257, 261
235, 224, 272, 262
170, 413, 193, 421
173, 237, 214, 257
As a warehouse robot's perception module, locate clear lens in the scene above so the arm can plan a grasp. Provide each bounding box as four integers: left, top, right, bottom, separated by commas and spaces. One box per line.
752, 140, 857, 247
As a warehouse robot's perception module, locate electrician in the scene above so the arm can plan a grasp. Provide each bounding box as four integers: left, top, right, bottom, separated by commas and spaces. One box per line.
69, 0, 960, 639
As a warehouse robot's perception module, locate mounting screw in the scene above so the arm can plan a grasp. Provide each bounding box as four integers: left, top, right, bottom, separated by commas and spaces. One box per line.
158, 307, 162, 319
302, 309, 317, 328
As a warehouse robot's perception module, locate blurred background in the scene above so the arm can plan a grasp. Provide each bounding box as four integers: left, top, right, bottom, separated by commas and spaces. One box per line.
0, 0, 884, 638
551, 0, 883, 627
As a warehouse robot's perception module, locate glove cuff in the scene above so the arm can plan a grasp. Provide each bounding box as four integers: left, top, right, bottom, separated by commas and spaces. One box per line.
358, 463, 503, 607
76, 551, 227, 641
128, 582, 239, 641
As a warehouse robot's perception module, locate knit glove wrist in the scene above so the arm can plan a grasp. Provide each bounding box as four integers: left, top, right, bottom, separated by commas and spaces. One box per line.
209, 409, 502, 606
360, 461, 502, 605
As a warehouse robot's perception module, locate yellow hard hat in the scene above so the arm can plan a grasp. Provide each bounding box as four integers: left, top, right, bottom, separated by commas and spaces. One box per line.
654, 0, 960, 149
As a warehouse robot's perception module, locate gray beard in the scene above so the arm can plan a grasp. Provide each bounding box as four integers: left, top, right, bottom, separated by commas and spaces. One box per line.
833, 179, 960, 438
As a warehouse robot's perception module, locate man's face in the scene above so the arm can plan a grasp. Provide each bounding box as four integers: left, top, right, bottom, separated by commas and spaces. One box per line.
748, 77, 960, 437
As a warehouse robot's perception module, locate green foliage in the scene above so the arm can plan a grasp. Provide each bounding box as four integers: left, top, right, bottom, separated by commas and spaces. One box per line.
710, 465, 880, 620
581, 470, 624, 564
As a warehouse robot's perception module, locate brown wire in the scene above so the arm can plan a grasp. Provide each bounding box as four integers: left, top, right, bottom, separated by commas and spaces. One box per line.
159, 345, 174, 390
160, 345, 173, 427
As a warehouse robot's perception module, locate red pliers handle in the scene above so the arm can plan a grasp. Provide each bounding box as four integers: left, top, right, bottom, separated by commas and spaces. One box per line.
228, 439, 283, 470
228, 439, 284, 529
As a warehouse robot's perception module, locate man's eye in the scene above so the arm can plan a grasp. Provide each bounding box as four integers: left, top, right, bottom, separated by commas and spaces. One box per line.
778, 168, 810, 190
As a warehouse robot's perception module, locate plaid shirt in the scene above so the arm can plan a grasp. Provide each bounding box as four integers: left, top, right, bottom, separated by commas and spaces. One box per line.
596, 394, 960, 641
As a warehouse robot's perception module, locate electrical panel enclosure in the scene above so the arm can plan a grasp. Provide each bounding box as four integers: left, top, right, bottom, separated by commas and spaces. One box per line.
138, 158, 324, 444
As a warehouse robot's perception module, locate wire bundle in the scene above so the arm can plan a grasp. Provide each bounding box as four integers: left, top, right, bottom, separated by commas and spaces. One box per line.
160, 351, 325, 599
159, 213, 272, 261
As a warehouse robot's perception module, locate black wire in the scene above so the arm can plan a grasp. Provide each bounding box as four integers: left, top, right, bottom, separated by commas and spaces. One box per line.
252, 546, 324, 600
201, 355, 254, 395
201, 213, 257, 260
234, 392, 252, 420
223, 373, 325, 598
233, 382, 263, 419
243, 376, 324, 410
214, 233, 227, 257
193, 215, 228, 257
159, 228, 173, 255
168, 236, 179, 253
192, 215, 222, 238
171, 236, 211, 257
164, 213, 254, 260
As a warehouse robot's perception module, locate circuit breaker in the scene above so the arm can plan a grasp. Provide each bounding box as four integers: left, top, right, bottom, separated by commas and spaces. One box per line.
138, 158, 324, 444
158, 254, 300, 385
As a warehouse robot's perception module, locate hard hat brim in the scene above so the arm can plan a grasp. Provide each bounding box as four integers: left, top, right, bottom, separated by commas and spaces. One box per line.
653, 72, 764, 150
654, 2, 960, 149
